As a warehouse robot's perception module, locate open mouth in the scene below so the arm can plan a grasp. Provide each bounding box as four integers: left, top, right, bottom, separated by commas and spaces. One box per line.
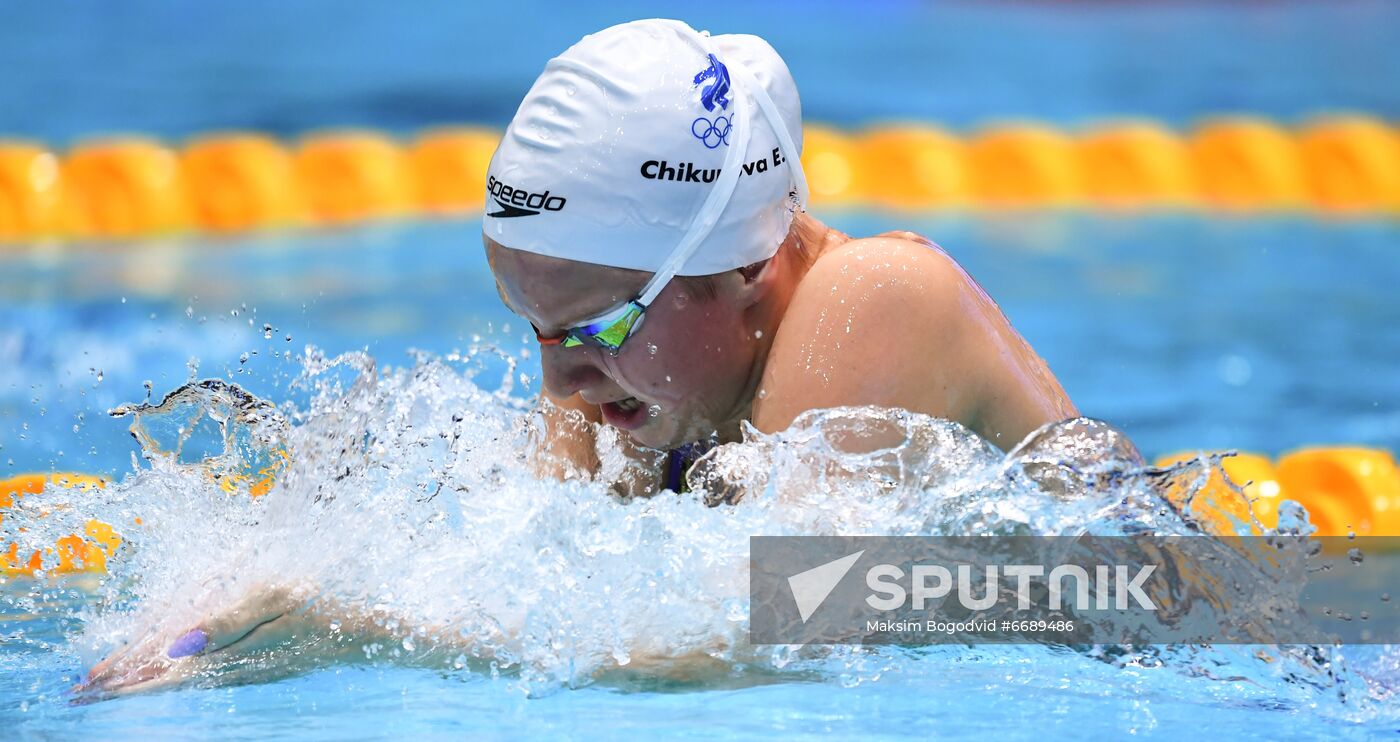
600, 396, 648, 430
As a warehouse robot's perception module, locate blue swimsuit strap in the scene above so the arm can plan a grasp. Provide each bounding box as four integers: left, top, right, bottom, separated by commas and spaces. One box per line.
665, 439, 716, 493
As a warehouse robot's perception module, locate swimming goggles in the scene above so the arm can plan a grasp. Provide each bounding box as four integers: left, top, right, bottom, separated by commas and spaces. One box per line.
532, 300, 645, 354
532, 33, 809, 357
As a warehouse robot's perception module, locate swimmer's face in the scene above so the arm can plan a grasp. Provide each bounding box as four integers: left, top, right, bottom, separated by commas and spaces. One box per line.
485, 236, 768, 450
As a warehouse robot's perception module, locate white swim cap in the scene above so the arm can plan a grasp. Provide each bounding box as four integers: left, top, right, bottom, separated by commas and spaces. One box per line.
483, 18, 808, 299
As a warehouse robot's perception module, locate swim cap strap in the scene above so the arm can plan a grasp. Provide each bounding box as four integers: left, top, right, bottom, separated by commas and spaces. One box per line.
730, 60, 809, 210
635, 32, 751, 308
634, 30, 806, 308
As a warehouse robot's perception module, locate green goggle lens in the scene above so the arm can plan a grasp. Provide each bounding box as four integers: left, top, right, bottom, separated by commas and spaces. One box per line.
557, 301, 646, 353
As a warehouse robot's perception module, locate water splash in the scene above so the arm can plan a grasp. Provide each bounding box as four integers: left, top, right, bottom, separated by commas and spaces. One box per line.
8, 346, 1393, 714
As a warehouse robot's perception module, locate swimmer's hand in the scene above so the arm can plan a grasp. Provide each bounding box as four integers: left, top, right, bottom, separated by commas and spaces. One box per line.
72, 583, 327, 701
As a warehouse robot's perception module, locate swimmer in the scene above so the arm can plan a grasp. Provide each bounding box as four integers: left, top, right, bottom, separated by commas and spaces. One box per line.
483, 19, 1077, 495
76, 18, 1079, 697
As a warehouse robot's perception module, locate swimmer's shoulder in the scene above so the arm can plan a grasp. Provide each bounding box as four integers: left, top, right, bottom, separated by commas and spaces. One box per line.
753, 230, 980, 433
798, 229, 972, 314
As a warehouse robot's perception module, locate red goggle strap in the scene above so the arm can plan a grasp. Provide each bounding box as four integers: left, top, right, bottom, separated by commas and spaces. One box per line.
533, 326, 567, 345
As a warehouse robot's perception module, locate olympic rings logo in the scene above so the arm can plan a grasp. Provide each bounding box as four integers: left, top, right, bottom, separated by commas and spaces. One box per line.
691, 115, 731, 149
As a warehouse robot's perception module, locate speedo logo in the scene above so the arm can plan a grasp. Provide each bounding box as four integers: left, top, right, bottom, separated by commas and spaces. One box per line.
486, 176, 566, 218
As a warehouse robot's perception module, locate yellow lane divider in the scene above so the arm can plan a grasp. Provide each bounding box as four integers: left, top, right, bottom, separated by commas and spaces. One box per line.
1, 116, 1396, 243
1155, 446, 1400, 538
0, 473, 120, 577
2, 444, 1397, 577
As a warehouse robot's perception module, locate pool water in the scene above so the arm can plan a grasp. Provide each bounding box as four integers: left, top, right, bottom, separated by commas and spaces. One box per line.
1, 213, 1398, 738
4, 0, 1400, 736
5, 1, 1400, 142
3, 213, 1397, 474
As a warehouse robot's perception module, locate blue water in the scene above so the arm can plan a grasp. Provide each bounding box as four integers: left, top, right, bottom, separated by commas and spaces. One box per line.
1, 214, 1398, 739
3, 0, 1399, 144
4, 1, 1400, 738
3, 214, 1397, 477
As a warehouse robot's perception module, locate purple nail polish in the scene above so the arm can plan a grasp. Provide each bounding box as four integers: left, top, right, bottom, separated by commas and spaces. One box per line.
167, 629, 208, 658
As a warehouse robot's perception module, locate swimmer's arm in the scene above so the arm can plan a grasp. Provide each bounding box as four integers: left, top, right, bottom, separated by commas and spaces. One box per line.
75, 582, 417, 694
77, 584, 467, 698
530, 389, 602, 480
957, 285, 1080, 450
79, 582, 734, 697
751, 237, 1076, 452
531, 390, 665, 496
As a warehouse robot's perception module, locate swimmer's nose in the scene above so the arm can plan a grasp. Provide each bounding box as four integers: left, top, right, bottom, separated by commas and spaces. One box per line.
539, 341, 608, 399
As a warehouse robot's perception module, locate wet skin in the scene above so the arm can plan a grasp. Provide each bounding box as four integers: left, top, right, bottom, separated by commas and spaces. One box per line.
486, 213, 1078, 475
